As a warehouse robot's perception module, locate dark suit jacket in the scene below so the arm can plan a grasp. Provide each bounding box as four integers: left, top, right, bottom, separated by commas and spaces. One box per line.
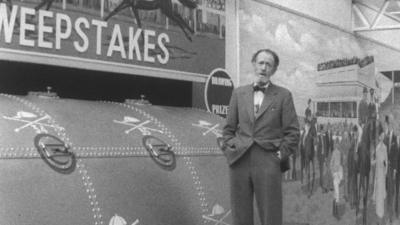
324, 130, 333, 156
317, 133, 325, 162
358, 100, 369, 125
222, 83, 300, 166
386, 131, 398, 173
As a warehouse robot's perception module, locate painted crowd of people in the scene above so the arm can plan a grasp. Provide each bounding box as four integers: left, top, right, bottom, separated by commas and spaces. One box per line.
290, 88, 399, 225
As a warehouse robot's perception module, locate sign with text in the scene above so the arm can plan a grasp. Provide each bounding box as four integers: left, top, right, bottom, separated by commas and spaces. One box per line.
204, 68, 234, 117
0, 1, 225, 79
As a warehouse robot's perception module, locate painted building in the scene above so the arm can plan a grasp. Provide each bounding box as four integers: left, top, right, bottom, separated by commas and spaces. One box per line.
314, 56, 376, 123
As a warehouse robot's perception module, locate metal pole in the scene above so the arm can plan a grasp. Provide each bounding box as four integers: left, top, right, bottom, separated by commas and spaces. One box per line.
393, 71, 395, 105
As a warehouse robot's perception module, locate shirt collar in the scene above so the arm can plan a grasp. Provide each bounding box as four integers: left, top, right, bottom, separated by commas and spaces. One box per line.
253, 81, 270, 88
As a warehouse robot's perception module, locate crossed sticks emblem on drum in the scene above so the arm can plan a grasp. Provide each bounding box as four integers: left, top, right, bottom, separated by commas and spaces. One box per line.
3, 111, 64, 133
192, 120, 222, 137
202, 204, 231, 225
113, 116, 163, 136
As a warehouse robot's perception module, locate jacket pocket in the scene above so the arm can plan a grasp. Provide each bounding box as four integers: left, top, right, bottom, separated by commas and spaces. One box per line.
226, 137, 239, 149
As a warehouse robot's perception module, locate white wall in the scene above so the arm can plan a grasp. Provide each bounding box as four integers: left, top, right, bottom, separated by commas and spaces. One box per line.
225, 0, 240, 86
238, 0, 395, 115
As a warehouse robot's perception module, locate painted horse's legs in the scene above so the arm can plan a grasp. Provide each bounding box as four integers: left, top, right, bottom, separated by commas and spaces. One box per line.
35, 0, 54, 11
362, 174, 369, 225
162, 11, 193, 41
300, 150, 304, 184
356, 172, 362, 215
312, 158, 315, 195
46, 0, 53, 10
104, 0, 131, 21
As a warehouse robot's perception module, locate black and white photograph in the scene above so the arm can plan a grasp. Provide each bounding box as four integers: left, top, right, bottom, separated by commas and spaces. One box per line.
0, 0, 399, 225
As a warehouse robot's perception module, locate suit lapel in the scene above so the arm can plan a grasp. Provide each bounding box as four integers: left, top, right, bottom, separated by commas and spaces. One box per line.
242, 85, 255, 124
255, 83, 277, 120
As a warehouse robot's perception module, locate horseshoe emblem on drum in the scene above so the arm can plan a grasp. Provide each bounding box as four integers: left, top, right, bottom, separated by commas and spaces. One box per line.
3, 111, 64, 133
202, 204, 231, 225
114, 116, 163, 136
142, 135, 176, 171
34, 133, 76, 174
192, 120, 222, 137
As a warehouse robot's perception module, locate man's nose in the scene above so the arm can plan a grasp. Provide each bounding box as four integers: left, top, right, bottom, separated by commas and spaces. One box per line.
261, 63, 267, 70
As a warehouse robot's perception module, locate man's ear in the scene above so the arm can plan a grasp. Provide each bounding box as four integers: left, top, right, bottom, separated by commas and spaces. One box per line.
271, 66, 278, 75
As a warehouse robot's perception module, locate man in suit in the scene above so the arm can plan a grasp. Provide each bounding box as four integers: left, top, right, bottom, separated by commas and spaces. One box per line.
317, 124, 327, 192
305, 98, 312, 123
384, 114, 398, 221
325, 123, 334, 155
347, 125, 359, 209
358, 87, 369, 127
222, 49, 300, 225
396, 135, 400, 218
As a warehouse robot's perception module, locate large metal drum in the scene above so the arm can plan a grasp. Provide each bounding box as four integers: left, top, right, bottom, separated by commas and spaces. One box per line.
0, 93, 231, 225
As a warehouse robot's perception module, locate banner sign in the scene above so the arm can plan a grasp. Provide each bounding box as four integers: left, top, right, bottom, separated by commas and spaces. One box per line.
317, 55, 374, 71
0, 1, 225, 78
204, 68, 234, 117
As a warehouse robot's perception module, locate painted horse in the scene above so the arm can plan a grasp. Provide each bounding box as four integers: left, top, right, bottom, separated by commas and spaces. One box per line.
34, 0, 55, 11
300, 118, 317, 197
105, 0, 197, 41
355, 120, 376, 225
0, 0, 13, 11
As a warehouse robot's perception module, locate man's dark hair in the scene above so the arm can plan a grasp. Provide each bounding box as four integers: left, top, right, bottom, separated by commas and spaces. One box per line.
251, 49, 280, 69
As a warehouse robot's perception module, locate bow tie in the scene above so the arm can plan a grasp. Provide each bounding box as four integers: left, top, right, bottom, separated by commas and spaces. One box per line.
253, 83, 267, 92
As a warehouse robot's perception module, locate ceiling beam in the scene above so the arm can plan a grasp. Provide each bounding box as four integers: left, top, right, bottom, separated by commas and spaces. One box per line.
354, 24, 400, 31
352, 4, 371, 28
371, 0, 390, 28
354, 0, 400, 25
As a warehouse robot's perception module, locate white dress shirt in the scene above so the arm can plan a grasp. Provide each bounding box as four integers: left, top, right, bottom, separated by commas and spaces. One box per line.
253, 82, 269, 114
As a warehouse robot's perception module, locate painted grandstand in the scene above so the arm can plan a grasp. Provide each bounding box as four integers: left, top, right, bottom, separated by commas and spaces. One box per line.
313, 56, 376, 124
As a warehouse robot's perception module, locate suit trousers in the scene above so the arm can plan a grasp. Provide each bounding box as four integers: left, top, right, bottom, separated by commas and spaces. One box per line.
230, 143, 282, 225
395, 172, 400, 217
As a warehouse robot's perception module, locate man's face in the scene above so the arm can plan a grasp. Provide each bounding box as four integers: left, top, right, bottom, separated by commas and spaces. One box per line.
379, 132, 385, 142
253, 51, 276, 84
362, 92, 367, 101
